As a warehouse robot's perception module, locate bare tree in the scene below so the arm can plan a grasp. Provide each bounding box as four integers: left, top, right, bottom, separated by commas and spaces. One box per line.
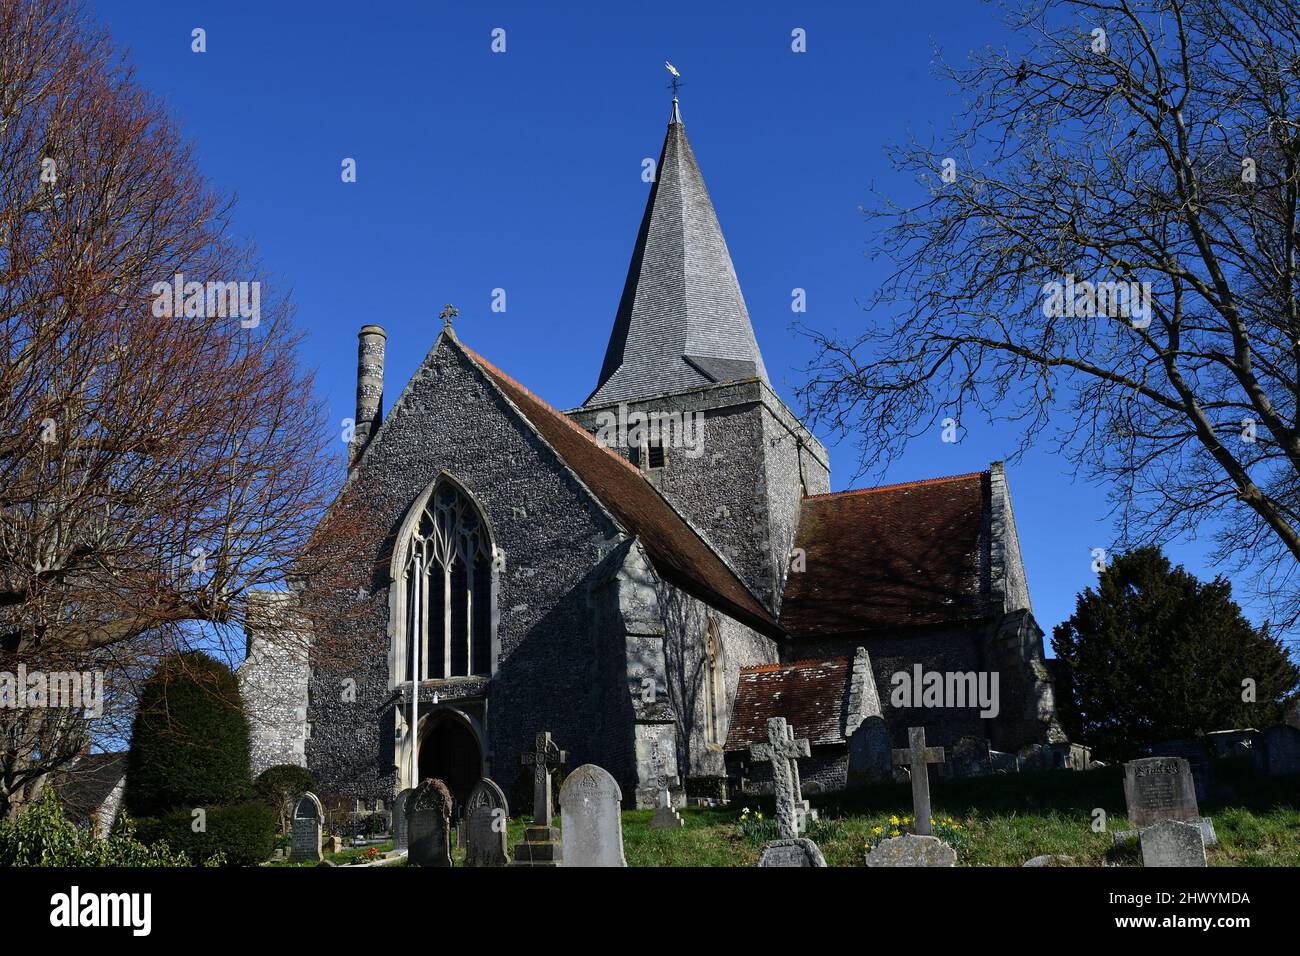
0, 0, 355, 818
800, 0, 1300, 628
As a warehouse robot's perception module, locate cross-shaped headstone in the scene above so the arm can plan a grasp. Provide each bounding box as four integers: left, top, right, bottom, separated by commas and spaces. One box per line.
892, 726, 945, 836
521, 731, 567, 826
748, 717, 810, 840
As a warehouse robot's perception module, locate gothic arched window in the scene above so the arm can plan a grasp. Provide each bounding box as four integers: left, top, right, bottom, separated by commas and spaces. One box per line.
401, 481, 493, 682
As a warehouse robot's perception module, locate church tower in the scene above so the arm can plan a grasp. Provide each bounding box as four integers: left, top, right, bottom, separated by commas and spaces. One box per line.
569, 99, 829, 612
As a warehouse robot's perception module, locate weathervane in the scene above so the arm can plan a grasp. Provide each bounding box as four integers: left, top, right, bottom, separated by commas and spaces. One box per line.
665, 61, 681, 97
439, 303, 458, 329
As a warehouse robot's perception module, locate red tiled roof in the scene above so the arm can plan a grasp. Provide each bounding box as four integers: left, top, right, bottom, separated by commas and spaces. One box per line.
462, 343, 783, 639
780, 472, 988, 637
724, 657, 851, 751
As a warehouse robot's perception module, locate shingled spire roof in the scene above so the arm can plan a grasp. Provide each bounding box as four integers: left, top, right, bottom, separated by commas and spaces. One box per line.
585, 98, 769, 406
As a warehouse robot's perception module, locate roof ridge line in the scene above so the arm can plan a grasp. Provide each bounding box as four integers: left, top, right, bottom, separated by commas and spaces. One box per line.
806, 471, 986, 500
741, 657, 849, 673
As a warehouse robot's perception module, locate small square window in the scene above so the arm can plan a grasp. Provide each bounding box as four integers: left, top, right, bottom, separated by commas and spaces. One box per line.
647, 441, 666, 470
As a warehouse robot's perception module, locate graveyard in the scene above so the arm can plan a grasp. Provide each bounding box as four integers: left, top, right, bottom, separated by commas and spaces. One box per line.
249, 721, 1299, 869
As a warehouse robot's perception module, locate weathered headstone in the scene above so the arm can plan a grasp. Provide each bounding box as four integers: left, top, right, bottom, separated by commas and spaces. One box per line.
559, 764, 626, 867
864, 833, 956, 867
1123, 756, 1199, 828
947, 736, 993, 778
757, 838, 826, 867
512, 731, 567, 866
650, 785, 684, 830
892, 726, 945, 835
464, 777, 509, 867
289, 792, 324, 863
407, 778, 453, 867
1262, 724, 1300, 776
1140, 820, 1207, 867
748, 717, 812, 840
392, 788, 413, 853
1145, 739, 1211, 801
845, 646, 892, 786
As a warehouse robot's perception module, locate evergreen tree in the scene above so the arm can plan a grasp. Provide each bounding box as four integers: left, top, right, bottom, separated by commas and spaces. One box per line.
1051, 547, 1299, 761
125, 652, 252, 817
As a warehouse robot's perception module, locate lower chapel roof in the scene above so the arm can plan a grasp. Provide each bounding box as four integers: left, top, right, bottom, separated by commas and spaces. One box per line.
724, 657, 852, 751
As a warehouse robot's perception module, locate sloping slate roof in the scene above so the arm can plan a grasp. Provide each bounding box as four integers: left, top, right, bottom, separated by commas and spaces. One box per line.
780, 473, 988, 637
586, 100, 769, 406
724, 658, 851, 751
48, 752, 126, 826
463, 344, 782, 639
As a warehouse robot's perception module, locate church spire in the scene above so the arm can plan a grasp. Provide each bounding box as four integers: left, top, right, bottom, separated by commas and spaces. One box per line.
584, 98, 770, 407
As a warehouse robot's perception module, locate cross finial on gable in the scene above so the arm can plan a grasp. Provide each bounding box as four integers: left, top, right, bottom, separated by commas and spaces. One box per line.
439, 303, 459, 329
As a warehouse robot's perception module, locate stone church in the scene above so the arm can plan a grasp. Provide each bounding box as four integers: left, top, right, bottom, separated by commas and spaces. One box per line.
240, 99, 1064, 812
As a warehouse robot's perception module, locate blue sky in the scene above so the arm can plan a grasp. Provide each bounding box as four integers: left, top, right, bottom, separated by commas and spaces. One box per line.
93, 1, 1257, 645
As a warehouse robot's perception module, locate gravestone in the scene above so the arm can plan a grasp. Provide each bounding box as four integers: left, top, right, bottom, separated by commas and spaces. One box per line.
1123, 756, 1199, 828
513, 731, 567, 866
559, 764, 626, 867
464, 777, 509, 867
289, 792, 324, 863
748, 717, 812, 839
407, 778, 453, 867
650, 785, 684, 830
1140, 820, 1207, 867
1262, 724, 1300, 776
392, 788, 413, 853
892, 726, 945, 835
845, 646, 892, 786
757, 838, 826, 867
1145, 739, 1211, 801
947, 736, 992, 778
864, 833, 957, 867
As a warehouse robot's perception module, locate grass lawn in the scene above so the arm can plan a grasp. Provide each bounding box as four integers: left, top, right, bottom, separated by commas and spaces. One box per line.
271, 767, 1298, 867
475, 767, 1300, 867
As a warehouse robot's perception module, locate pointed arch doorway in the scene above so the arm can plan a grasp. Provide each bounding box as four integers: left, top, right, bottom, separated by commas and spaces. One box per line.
417, 711, 483, 809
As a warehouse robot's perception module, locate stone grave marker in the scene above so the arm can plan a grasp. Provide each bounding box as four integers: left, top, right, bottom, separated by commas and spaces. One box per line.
864, 833, 957, 867
892, 726, 945, 835
289, 792, 324, 863
1140, 820, 1207, 867
757, 838, 826, 867
512, 731, 567, 866
559, 764, 626, 867
407, 778, 453, 867
1262, 725, 1300, 776
748, 717, 813, 839
1123, 756, 1199, 828
650, 783, 684, 830
464, 777, 509, 867
392, 788, 413, 853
